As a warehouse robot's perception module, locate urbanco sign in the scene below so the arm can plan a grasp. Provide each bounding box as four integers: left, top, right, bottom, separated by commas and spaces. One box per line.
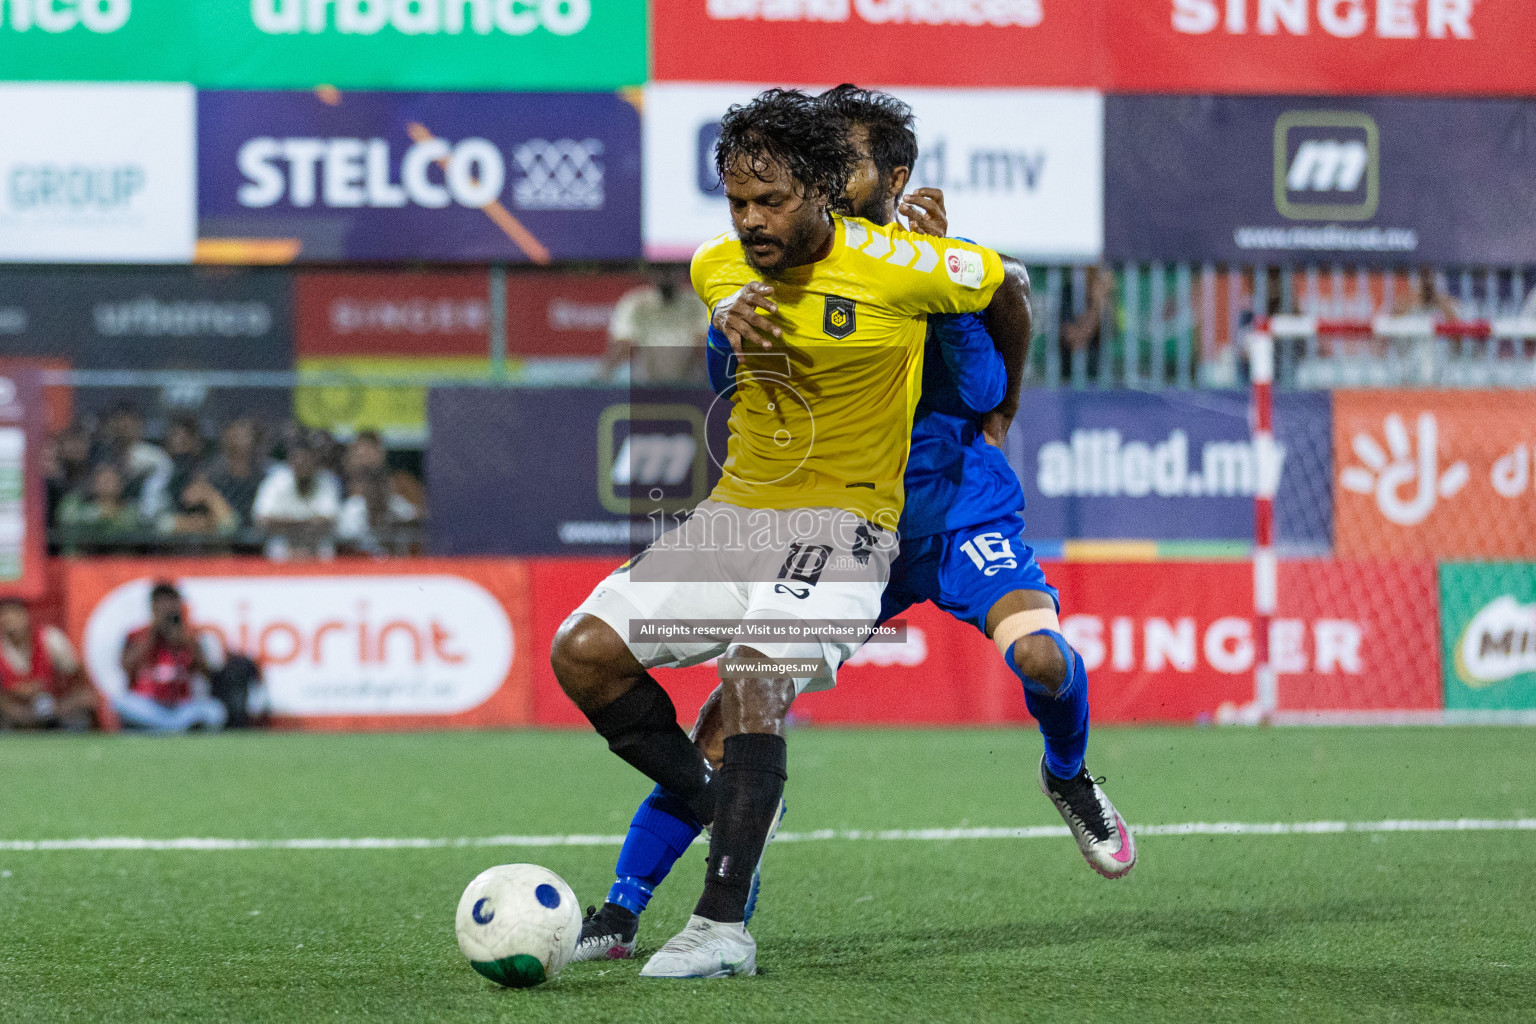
202, 0, 645, 88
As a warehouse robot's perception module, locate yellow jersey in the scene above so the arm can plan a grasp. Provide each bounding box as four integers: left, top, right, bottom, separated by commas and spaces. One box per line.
691, 213, 1005, 528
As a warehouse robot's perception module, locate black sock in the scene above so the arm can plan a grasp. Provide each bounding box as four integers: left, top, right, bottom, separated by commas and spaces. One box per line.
694, 733, 787, 924
586, 677, 715, 824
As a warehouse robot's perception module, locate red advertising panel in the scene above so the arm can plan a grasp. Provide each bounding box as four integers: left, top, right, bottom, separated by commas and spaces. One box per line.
652, 2, 1100, 87
63, 558, 533, 731
528, 557, 1439, 727
503, 271, 648, 357
1107, 0, 1536, 95
0, 365, 47, 602
295, 271, 490, 359
1334, 390, 1536, 559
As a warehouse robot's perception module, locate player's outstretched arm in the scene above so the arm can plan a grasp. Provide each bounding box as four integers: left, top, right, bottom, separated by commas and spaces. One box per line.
980, 257, 1033, 443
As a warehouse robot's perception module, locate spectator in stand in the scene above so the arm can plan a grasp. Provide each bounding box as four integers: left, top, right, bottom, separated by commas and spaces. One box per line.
0, 597, 97, 731
1391, 267, 1460, 321
45, 421, 93, 527
1060, 264, 1115, 381
55, 463, 145, 539
253, 430, 341, 560
206, 418, 266, 530
98, 403, 171, 516
343, 429, 426, 514
144, 416, 206, 518
116, 582, 225, 732
337, 463, 420, 555
602, 266, 710, 385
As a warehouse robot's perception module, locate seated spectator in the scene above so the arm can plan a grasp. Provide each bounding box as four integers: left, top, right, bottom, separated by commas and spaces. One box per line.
44, 422, 93, 528
206, 418, 266, 529
0, 597, 97, 731
337, 467, 420, 555
143, 415, 207, 520
344, 429, 426, 513
116, 582, 225, 733
98, 403, 171, 516
253, 431, 341, 560
55, 463, 146, 539
162, 474, 238, 538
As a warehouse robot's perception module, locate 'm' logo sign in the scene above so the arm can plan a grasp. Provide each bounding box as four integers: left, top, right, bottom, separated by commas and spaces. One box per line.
1273, 111, 1379, 222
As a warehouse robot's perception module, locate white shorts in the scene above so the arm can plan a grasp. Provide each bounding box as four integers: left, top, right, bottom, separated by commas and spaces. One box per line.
573, 500, 897, 693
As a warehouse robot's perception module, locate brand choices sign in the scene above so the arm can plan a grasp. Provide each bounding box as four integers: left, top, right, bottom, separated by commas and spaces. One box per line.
1105, 95, 1536, 264
1334, 391, 1536, 558
66, 560, 533, 727
198, 90, 640, 262
652, 1, 1097, 88
0, 84, 195, 262
644, 83, 1102, 261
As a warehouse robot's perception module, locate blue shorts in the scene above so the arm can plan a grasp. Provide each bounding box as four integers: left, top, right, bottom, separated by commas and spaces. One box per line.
878, 514, 1058, 634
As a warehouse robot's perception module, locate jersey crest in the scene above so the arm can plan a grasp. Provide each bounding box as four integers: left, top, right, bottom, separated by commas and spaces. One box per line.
823, 295, 856, 339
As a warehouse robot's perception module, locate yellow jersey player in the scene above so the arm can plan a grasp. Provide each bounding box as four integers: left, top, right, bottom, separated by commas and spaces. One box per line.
550, 89, 1032, 979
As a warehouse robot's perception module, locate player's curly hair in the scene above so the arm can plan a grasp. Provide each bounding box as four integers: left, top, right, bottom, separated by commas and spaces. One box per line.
818, 84, 918, 184
714, 88, 854, 210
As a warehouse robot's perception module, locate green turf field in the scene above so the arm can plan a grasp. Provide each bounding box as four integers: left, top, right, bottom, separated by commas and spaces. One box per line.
1, 726, 1532, 1023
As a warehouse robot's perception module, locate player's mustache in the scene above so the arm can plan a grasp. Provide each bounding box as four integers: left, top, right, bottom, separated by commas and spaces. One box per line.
742, 231, 782, 248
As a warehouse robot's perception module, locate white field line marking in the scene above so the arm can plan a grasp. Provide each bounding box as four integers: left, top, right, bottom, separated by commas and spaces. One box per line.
0, 819, 1533, 853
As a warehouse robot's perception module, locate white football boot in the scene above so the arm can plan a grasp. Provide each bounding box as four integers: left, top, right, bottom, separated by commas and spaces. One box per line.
1038, 756, 1137, 879
639, 915, 757, 978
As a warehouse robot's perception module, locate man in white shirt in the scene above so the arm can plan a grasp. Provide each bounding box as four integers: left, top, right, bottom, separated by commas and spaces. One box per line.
602, 267, 710, 385
253, 434, 341, 560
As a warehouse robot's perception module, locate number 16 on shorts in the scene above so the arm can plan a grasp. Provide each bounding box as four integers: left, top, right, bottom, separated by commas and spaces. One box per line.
960, 531, 1018, 578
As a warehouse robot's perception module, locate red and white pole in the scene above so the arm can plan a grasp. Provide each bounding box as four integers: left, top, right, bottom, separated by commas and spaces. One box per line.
1250, 322, 1278, 723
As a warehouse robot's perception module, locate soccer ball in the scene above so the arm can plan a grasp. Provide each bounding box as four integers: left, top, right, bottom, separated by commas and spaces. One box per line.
454, 864, 582, 988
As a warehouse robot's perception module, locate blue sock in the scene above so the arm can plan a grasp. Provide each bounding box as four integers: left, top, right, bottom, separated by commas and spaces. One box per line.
606, 785, 703, 916
1007, 630, 1089, 780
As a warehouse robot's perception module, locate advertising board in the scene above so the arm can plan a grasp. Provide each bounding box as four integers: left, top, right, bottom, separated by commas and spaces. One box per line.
1333, 390, 1536, 559
1105, 95, 1536, 264
0, 84, 194, 263
524, 557, 1441, 726
643, 83, 1102, 261
1007, 389, 1332, 545
63, 558, 533, 730
427, 386, 726, 557
199, 90, 641, 263
1440, 562, 1536, 712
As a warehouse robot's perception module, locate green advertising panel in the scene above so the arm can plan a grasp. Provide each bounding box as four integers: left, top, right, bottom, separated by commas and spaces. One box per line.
199, 0, 646, 89
1440, 562, 1536, 711
1, 0, 645, 89
0, 0, 194, 80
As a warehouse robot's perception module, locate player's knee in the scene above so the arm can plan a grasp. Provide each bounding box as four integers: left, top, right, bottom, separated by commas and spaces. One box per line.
1011, 634, 1069, 696
551, 614, 633, 703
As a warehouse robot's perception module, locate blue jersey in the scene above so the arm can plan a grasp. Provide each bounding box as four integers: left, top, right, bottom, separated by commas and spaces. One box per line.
705, 311, 1024, 540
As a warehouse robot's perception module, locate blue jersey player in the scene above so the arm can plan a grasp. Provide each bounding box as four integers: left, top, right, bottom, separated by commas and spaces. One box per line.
574, 87, 1135, 963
